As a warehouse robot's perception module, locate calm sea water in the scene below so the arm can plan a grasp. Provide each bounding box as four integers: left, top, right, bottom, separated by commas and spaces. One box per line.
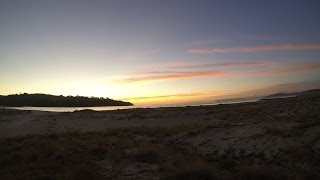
3, 97, 262, 112
5, 106, 143, 112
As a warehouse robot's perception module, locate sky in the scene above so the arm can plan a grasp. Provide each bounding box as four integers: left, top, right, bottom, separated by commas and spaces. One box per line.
1, 0, 320, 106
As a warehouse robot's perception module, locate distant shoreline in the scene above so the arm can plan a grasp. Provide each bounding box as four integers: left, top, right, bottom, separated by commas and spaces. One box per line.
2, 97, 262, 112
1, 89, 319, 138
2, 89, 318, 112
0, 96, 296, 112
0, 93, 133, 107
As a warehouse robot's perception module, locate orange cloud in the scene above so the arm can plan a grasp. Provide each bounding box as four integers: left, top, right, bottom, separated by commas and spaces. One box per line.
187, 44, 320, 54
120, 90, 230, 106
252, 63, 320, 75
122, 91, 215, 101
117, 70, 225, 84
136, 61, 193, 69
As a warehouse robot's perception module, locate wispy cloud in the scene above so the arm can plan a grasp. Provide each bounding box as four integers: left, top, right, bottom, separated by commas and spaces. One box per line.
252, 63, 320, 75
122, 80, 320, 105
237, 34, 280, 41
190, 35, 277, 46
187, 43, 320, 54
137, 61, 279, 69
170, 61, 278, 69
117, 70, 225, 84
117, 61, 320, 85
136, 61, 193, 69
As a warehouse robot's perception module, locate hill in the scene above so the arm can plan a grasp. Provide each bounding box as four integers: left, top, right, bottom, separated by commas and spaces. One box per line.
263, 89, 320, 99
0, 93, 133, 107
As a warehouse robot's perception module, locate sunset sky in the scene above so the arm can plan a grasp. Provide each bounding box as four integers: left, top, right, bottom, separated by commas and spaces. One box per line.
1, 0, 320, 105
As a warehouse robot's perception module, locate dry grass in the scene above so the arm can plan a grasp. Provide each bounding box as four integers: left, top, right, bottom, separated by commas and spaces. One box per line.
280, 141, 310, 162
294, 114, 320, 129
236, 165, 295, 180
0, 125, 300, 180
310, 128, 320, 144
265, 126, 291, 137
0, 126, 215, 180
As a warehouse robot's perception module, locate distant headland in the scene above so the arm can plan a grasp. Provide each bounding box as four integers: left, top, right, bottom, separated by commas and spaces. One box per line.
0, 93, 133, 107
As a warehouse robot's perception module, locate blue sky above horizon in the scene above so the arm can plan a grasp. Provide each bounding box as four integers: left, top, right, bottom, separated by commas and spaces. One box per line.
1, 0, 320, 105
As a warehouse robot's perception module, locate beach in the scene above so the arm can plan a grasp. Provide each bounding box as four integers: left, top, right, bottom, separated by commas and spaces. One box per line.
1, 92, 320, 179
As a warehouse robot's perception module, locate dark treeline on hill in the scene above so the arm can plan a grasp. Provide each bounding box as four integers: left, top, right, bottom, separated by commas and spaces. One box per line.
0, 93, 133, 107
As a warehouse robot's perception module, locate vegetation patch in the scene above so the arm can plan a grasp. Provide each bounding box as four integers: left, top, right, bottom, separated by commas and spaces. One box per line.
294, 114, 320, 129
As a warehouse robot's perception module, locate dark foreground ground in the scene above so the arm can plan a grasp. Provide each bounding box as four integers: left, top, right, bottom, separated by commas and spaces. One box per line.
1, 92, 320, 179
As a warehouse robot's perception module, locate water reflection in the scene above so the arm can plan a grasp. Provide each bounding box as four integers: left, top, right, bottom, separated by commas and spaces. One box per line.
5, 97, 261, 112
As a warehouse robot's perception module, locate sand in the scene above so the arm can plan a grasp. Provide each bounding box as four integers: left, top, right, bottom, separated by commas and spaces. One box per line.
1, 92, 320, 179
0, 94, 319, 138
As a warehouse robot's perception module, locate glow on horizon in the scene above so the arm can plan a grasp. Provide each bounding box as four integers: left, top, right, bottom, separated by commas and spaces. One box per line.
1, 1, 320, 106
